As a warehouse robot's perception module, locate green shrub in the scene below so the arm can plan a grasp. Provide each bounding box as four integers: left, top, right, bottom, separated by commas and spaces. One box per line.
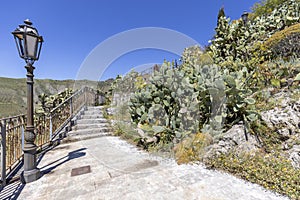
205, 152, 300, 199
174, 132, 212, 164
262, 23, 300, 59
112, 121, 139, 142
251, 0, 294, 17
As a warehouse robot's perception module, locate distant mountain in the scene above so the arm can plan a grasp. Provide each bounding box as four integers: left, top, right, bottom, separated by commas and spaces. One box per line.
0, 77, 99, 118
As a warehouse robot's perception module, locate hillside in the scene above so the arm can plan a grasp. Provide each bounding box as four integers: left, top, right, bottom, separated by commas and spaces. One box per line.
0, 77, 98, 118
107, 0, 300, 198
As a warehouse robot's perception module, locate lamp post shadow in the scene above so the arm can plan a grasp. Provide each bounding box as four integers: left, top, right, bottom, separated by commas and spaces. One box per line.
38, 148, 87, 177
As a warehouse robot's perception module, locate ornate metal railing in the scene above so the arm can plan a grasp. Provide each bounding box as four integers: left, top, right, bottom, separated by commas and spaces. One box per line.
49, 87, 96, 139
0, 114, 25, 185
0, 87, 96, 187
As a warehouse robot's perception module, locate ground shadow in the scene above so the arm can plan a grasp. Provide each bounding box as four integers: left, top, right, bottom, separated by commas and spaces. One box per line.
40, 147, 87, 176
0, 143, 86, 199
0, 180, 25, 200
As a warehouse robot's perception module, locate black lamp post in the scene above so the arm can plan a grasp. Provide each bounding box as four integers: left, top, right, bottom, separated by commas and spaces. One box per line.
241, 11, 249, 61
241, 11, 249, 25
12, 19, 43, 183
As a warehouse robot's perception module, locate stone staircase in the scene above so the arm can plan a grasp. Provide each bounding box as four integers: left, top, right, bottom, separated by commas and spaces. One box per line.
65, 106, 112, 143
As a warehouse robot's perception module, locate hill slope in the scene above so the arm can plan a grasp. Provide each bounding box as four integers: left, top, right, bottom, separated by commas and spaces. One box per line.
0, 77, 98, 118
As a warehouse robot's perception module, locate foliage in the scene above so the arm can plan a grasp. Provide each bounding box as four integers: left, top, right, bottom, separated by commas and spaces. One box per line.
129, 62, 202, 142
174, 132, 212, 164
181, 46, 213, 67
205, 152, 300, 199
251, 0, 299, 18
0, 77, 97, 118
112, 121, 140, 142
262, 23, 300, 59
217, 7, 225, 25
96, 78, 114, 105
36, 88, 73, 114
108, 2, 300, 198
252, 58, 300, 89
129, 56, 259, 145
209, 0, 300, 68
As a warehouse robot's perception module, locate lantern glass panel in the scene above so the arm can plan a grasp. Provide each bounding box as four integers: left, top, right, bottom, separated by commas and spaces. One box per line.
17, 37, 25, 57
26, 34, 38, 58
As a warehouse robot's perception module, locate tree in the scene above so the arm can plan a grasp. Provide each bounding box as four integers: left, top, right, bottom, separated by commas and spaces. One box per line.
217, 7, 225, 26
209, 7, 230, 64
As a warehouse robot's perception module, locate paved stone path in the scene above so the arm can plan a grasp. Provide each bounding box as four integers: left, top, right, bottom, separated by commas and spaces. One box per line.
7, 107, 290, 199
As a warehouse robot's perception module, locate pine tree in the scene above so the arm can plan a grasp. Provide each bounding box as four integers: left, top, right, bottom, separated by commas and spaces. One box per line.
210, 7, 230, 64
217, 7, 225, 26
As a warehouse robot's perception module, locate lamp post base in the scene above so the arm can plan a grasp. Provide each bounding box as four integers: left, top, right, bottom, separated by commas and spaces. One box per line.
22, 168, 41, 183
22, 148, 40, 183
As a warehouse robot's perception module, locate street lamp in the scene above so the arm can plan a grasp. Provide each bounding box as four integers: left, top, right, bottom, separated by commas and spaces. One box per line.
241, 11, 249, 25
12, 19, 43, 183
241, 11, 249, 61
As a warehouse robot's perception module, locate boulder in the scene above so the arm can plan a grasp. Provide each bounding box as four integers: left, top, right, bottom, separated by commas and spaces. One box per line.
260, 91, 300, 167
203, 124, 260, 160
261, 92, 300, 139
289, 145, 300, 169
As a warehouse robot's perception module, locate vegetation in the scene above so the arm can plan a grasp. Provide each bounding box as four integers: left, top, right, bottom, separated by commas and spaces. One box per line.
209, 0, 299, 70
174, 132, 212, 164
262, 23, 300, 59
252, 0, 300, 18
3, 0, 297, 197
105, 1, 300, 198
35, 88, 73, 114
0, 78, 99, 118
205, 152, 300, 199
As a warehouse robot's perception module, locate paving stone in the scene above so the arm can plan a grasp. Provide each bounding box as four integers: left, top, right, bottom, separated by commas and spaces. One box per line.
13, 106, 290, 200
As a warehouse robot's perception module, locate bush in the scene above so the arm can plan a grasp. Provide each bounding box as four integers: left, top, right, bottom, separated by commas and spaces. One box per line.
262, 23, 300, 60
174, 132, 212, 164
205, 152, 300, 199
251, 0, 293, 17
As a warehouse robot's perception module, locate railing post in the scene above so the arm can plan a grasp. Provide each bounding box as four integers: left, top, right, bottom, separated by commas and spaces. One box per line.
21, 125, 24, 152
84, 87, 87, 108
70, 97, 73, 118
1, 119, 7, 187
69, 97, 73, 130
49, 115, 53, 141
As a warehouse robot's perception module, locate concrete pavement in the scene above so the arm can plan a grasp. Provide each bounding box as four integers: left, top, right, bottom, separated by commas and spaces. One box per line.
0, 106, 289, 200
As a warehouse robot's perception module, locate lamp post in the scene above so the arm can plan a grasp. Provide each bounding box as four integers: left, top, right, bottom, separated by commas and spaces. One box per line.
241, 11, 249, 25
12, 19, 43, 183
241, 11, 249, 61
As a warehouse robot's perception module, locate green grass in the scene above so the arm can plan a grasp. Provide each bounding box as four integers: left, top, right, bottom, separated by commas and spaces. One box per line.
205, 152, 300, 199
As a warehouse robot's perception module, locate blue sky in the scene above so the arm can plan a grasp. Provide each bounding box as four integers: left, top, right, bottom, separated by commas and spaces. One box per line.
0, 0, 259, 81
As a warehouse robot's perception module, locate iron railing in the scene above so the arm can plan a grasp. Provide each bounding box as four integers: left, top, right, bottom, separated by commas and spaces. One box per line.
0, 87, 96, 187
49, 87, 96, 140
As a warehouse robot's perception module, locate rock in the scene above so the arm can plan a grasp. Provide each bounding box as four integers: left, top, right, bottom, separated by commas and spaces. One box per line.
261, 95, 300, 138
277, 128, 291, 139
145, 136, 158, 144
289, 145, 300, 169
136, 127, 159, 147
260, 91, 300, 168
136, 128, 146, 138
203, 124, 260, 160
107, 107, 116, 115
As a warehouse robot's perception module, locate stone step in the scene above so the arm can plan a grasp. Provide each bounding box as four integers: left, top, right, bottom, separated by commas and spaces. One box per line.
64, 106, 112, 143
68, 127, 113, 136
76, 118, 108, 124
84, 110, 104, 115
75, 123, 110, 130
86, 106, 105, 111
82, 114, 104, 119
64, 131, 113, 143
